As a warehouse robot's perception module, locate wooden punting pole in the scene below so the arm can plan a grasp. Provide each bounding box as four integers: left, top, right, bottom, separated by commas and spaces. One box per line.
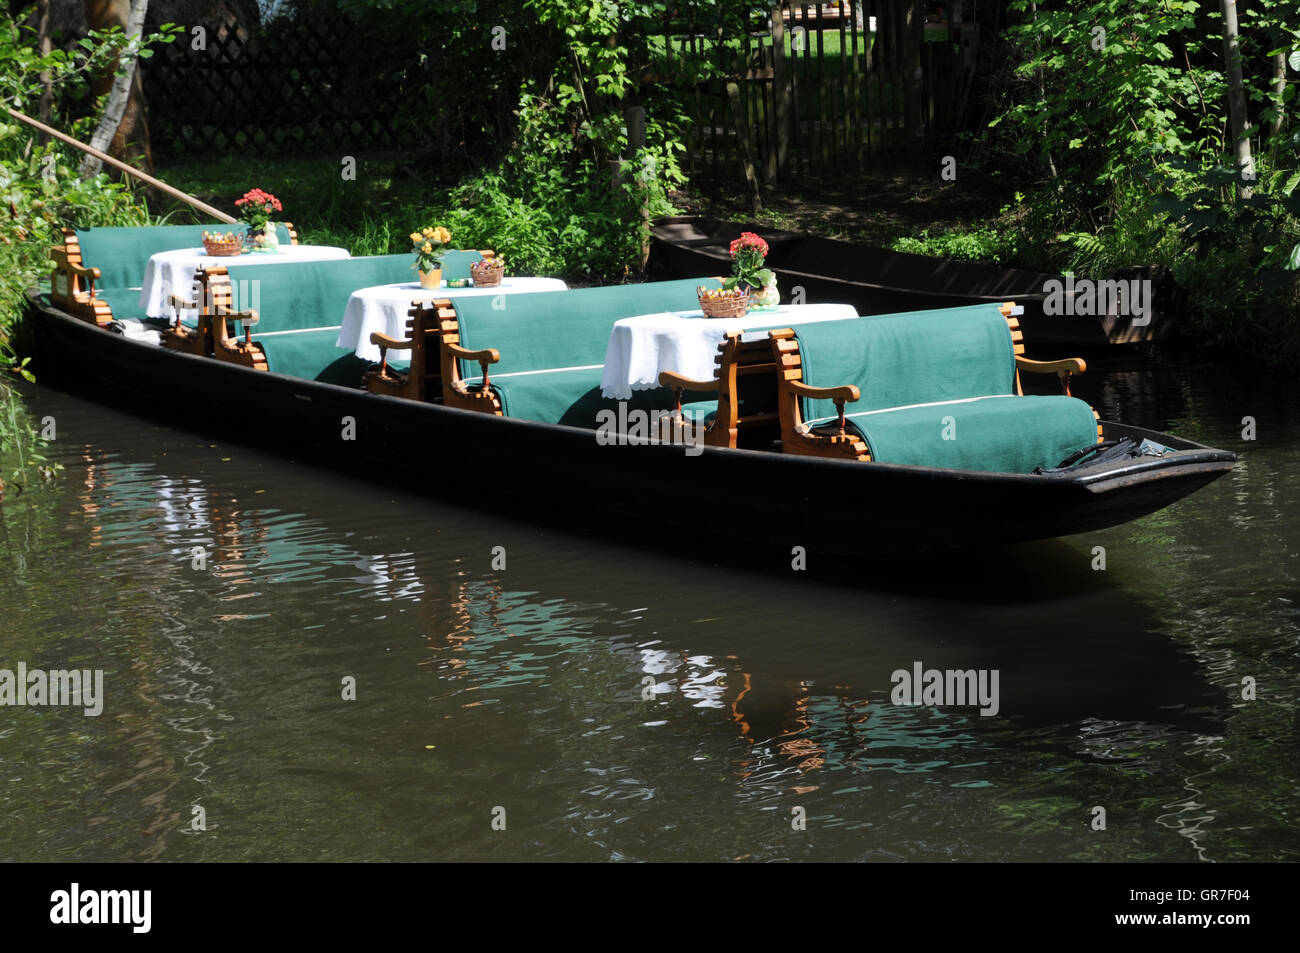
6, 107, 238, 225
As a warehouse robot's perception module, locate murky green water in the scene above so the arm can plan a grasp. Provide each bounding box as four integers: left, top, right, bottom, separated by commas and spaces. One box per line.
1, 351, 1297, 861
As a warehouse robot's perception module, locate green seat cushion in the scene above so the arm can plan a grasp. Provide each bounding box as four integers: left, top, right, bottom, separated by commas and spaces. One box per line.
808, 394, 1098, 473
678, 401, 718, 426
255, 328, 371, 386
791, 304, 1014, 425
225, 255, 413, 333
96, 287, 148, 322
466, 366, 713, 429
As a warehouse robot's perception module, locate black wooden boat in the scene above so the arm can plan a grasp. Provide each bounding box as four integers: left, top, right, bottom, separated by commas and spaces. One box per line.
19, 296, 1234, 558
650, 216, 1182, 349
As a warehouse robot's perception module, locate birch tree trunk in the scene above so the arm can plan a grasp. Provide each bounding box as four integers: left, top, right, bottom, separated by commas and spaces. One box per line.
37, 0, 52, 132
79, 0, 149, 179
1220, 0, 1254, 199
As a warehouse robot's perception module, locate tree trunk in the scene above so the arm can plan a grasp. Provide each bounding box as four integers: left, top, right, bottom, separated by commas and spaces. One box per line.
79, 0, 150, 179
1219, 0, 1253, 198
37, 0, 52, 134
1270, 49, 1286, 139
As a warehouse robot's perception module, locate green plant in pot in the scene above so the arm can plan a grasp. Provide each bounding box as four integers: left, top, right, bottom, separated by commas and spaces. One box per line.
723, 232, 778, 308
235, 188, 283, 252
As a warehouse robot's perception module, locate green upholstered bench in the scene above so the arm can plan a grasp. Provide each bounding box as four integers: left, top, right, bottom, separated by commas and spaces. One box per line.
423, 278, 723, 426
770, 303, 1101, 472
49, 223, 296, 327
182, 254, 414, 381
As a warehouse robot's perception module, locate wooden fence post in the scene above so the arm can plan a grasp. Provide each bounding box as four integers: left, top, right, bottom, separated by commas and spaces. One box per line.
771, 4, 790, 182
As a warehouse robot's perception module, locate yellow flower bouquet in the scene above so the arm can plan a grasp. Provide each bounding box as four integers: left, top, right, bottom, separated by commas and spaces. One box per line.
411, 226, 451, 272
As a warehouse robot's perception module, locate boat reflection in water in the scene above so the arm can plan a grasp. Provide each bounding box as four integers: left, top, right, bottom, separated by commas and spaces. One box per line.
1, 386, 1259, 860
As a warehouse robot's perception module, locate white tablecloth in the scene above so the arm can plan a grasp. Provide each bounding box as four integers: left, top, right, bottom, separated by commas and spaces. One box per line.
600, 303, 860, 400
139, 244, 351, 318
337, 278, 569, 362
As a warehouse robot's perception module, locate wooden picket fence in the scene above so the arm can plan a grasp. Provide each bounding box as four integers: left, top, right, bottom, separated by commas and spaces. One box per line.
674, 1, 984, 186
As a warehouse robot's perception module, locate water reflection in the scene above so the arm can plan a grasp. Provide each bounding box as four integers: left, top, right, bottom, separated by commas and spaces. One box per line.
1, 352, 1298, 861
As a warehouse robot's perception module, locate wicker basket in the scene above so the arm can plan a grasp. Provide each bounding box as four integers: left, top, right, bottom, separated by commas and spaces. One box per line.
202, 236, 244, 257
470, 258, 505, 287
698, 290, 751, 318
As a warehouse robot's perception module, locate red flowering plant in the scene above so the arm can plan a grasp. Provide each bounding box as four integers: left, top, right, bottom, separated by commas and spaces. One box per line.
234, 188, 282, 230
723, 232, 773, 292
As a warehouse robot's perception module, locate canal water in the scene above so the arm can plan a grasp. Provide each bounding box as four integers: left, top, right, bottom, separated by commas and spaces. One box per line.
0, 351, 1296, 862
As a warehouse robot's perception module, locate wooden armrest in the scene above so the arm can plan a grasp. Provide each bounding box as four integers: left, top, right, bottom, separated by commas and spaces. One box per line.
59, 259, 100, 280
213, 306, 258, 326
787, 380, 860, 403
1016, 356, 1086, 375
370, 332, 414, 351
446, 343, 500, 364
787, 380, 860, 436
660, 370, 720, 419
168, 294, 197, 328
1016, 356, 1084, 395
211, 306, 258, 345
658, 371, 721, 391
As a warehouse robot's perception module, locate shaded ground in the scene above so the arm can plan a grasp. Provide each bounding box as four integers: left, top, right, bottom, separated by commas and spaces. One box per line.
673, 167, 1018, 247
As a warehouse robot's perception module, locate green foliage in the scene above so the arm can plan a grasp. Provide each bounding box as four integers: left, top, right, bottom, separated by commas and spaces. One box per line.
0, 6, 171, 493
429, 166, 660, 280
890, 226, 1022, 265
987, 0, 1300, 365
0, 353, 60, 494
1153, 152, 1300, 359
990, 0, 1221, 227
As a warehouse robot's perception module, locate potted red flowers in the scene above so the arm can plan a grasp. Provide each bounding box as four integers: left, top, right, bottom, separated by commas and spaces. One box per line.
723, 231, 779, 309
235, 188, 284, 253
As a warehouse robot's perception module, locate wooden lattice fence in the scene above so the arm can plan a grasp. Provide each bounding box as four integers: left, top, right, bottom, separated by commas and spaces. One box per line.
142, 3, 990, 179
143, 17, 456, 156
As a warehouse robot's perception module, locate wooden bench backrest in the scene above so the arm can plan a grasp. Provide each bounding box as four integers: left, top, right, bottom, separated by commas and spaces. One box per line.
704, 332, 786, 447
370, 301, 451, 402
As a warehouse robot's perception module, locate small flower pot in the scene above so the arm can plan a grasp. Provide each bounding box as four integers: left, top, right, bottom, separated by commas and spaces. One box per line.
251, 221, 280, 253
418, 268, 443, 289
753, 280, 780, 309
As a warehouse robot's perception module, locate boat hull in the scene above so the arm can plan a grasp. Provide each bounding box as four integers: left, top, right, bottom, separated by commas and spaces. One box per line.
19, 300, 1233, 558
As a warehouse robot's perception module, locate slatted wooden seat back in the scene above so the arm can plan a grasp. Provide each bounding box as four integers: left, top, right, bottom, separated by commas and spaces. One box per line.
660, 332, 788, 449
363, 300, 453, 401
162, 265, 261, 366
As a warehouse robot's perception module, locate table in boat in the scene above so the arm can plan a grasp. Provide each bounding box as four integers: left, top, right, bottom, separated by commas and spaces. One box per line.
139, 244, 351, 318
337, 277, 569, 363
599, 302, 860, 401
